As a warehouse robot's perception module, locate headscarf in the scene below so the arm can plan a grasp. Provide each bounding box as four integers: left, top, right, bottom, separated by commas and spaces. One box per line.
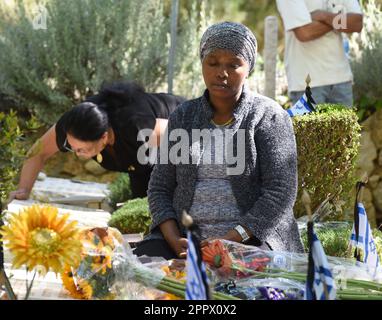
199, 21, 258, 73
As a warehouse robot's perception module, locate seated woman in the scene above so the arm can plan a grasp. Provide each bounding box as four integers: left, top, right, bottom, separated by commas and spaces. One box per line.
9, 81, 185, 201
134, 22, 304, 260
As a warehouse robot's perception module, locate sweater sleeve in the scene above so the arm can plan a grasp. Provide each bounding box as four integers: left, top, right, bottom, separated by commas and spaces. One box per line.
239, 109, 298, 242
147, 108, 182, 232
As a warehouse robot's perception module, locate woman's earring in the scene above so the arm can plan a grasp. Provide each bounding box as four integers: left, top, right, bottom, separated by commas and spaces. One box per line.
96, 153, 103, 164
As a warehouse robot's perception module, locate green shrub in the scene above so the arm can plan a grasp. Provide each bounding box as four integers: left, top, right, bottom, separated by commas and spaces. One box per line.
107, 173, 132, 210
301, 223, 353, 257
293, 105, 361, 218
300, 222, 382, 260
0, 111, 25, 208
0, 0, 211, 125
350, 0, 382, 121
108, 197, 151, 235
172, 0, 214, 99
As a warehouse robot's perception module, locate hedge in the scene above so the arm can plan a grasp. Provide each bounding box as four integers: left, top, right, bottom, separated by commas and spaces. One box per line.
108, 197, 151, 235
293, 104, 361, 218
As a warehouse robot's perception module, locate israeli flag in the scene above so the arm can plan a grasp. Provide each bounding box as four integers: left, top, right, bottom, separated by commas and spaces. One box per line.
305, 232, 336, 300
287, 93, 315, 117
185, 230, 210, 300
350, 203, 380, 269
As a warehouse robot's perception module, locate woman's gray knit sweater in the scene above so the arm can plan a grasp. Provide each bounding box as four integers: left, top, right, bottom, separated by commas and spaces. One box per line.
144, 85, 304, 253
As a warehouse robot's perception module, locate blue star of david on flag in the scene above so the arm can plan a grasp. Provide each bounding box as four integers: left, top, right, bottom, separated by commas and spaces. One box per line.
350, 202, 380, 270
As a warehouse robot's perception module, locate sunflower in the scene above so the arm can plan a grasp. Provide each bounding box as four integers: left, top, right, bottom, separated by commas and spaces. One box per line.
76, 280, 93, 300
90, 251, 112, 275
61, 266, 84, 300
80, 228, 116, 275
60, 227, 123, 299
61, 267, 94, 300
0, 205, 82, 274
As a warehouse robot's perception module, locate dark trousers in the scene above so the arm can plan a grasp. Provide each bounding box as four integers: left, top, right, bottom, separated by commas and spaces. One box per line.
133, 239, 178, 260
128, 167, 153, 199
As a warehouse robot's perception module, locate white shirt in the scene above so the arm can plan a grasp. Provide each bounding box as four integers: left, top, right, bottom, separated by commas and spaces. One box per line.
276, 0, 362, 92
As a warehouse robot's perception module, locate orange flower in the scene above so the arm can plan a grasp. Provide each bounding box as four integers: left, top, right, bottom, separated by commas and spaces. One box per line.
202, 240, 233, 276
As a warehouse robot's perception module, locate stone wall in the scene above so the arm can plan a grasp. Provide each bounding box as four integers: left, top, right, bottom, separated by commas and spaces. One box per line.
355, 109, 382, 227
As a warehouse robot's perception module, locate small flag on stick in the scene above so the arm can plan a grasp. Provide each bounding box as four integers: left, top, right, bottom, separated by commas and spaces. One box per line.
349, 176, 380, 270
302, 190, 336, 300
182, 210, 211, 300
287, 75, 316, 117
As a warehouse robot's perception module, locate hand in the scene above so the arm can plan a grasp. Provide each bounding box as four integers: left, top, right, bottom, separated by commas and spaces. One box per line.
169, 236, 188, 259
8, 188, 30, 202
200, 229, 243, 248
310, 10, 326, 22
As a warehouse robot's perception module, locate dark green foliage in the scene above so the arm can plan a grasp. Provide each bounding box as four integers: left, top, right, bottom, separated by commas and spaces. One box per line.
0, 0, 210, 125
293, 104, 361, 218
0, 111, 25, 207
107, 173, 132, 210
108, 197, 151, 235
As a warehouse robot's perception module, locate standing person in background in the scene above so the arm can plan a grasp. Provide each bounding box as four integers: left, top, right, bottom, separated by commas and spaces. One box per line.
276, 0, 363, 107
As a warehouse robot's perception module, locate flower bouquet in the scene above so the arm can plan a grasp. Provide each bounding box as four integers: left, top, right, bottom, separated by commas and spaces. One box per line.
109, 242, 239, 300
60, 228, 217, 300
202, 239, 382, 300
61, 227, 123, 300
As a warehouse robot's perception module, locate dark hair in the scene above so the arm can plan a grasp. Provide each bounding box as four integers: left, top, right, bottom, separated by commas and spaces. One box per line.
94, 80, 145, 109
64, 81, 145, 141
64, 102, 108, 141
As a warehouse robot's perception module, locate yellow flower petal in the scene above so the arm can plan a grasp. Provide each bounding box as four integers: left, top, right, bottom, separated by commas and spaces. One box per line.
0, 205, 82, 274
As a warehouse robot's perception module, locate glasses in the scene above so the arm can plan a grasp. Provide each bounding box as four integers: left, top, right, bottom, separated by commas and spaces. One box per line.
63, 138, 74, 152
63, 138, 93, 155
